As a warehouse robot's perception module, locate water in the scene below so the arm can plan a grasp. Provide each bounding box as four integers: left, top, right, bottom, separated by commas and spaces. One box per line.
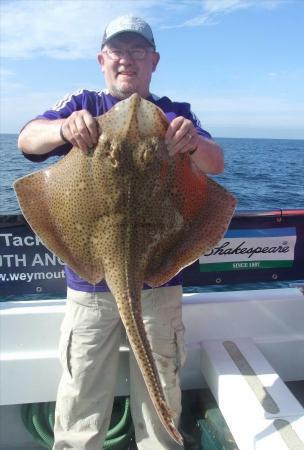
215, 138, 304, 210
1, 134, 303, 295
1, 134, 61, 214
1, 134, 303, 213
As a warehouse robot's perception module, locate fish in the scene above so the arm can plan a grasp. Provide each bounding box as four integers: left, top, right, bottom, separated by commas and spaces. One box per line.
14, 93, 237, 445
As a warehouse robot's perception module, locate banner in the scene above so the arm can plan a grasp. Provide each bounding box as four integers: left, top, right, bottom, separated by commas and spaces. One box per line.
0, 217, 66, 296
1, 210, 304, 297
199, 228, 296, 272
182, 209, 304, 286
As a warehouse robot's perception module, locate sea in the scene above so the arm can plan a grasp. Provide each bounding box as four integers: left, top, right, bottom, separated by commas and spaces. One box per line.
1, 134, 303, 213
0, 134, 303, 295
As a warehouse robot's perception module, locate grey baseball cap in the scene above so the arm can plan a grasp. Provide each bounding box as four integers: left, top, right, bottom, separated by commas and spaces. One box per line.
101, 15, 156, 49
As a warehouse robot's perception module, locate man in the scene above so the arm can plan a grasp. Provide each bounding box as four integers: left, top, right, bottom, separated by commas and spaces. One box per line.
18, 15, 224, 450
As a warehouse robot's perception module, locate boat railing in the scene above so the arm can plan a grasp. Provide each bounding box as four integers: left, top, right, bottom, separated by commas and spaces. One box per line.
0, 208, 303, 298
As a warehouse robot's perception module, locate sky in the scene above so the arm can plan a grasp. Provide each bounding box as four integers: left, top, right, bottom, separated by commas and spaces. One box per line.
1, 0, 304, 139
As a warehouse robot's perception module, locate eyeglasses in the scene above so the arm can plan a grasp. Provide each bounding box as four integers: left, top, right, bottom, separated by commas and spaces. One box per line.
102, 47, 153, 61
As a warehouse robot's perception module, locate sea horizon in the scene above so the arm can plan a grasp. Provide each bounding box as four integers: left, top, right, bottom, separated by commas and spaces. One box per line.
1, 132, 303, 142
1, 134, 303, 215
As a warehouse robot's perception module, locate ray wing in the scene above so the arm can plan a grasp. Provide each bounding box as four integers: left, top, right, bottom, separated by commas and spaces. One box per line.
14, 148, 106, 284
145, 156, 236, 286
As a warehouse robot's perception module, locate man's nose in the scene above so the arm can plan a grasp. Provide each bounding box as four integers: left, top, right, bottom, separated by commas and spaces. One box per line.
119, 50, 135, 63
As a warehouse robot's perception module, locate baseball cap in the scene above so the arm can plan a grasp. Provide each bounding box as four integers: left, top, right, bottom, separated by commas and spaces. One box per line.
101, 15, 156, 50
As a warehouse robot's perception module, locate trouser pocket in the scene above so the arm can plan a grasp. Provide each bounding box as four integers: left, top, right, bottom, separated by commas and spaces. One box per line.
59, 329, 73, 378
174, 323, 186, 371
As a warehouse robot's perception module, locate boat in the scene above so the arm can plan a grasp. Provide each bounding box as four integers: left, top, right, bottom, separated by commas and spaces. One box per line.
1, 209, 304, 449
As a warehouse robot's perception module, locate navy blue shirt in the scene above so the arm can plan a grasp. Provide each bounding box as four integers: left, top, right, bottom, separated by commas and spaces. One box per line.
24, 89, 212, 292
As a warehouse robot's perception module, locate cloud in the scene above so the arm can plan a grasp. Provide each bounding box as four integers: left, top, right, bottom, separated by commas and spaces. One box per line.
1, 0, 285, 57
0, 68, 14, 77
168, 0, 283, 28
2, 85, 302, 136
1, 0, 161, 59
188, 92, 304, 138
0, 67, 24, 91
1, 90, 69, 133
190, 94, 304, 129
202, 0, 282, 15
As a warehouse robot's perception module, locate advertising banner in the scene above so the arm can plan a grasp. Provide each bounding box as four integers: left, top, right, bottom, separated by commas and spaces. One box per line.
1, 210, 304, 297
182, 210, 304, 286
0, 217, 66, 296
199, 227, 296, 272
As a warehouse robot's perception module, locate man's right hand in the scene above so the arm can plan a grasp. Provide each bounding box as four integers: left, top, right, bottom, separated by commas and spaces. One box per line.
61, 110, 99, 153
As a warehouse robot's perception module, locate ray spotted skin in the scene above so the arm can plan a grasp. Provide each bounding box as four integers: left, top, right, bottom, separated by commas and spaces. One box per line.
14, 94, 236, 445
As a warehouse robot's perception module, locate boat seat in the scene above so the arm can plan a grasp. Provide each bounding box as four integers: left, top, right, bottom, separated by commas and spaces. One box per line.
200, 337, 304, 450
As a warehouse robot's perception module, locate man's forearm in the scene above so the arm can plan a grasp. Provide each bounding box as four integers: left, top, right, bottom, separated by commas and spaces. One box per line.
190, 137, 224, 174
18, 119, 66, 155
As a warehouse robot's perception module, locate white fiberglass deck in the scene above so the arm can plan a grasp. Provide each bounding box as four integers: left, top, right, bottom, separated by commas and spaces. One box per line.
1, 287, 304, 406
1, 287, 304, 449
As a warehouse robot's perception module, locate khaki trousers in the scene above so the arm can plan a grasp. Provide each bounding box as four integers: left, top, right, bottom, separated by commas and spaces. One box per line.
53, 285, 186, 450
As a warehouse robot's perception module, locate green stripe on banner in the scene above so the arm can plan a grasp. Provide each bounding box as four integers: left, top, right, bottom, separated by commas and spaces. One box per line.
199, 260, 294, 272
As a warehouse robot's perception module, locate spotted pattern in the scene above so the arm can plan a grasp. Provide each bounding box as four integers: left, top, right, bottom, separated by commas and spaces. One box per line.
14, 94, 237, 446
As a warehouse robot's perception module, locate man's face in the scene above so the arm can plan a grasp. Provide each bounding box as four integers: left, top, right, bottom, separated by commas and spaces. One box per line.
97, 33, 160, 99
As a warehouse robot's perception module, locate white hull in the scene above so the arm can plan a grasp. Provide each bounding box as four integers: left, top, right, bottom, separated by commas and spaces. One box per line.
1, 287, 304, 449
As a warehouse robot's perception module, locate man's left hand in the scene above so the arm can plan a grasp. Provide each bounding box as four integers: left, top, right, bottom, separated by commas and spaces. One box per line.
165, 116, 199, 156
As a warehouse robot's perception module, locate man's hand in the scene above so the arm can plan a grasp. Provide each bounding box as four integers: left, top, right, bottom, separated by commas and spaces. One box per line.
61, 110, 99, 153
165, 116, 199, 156
164, 116, 224, 174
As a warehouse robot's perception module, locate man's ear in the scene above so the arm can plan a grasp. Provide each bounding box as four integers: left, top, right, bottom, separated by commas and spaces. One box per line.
97, 53, 105, 73
152, 52, 160, 72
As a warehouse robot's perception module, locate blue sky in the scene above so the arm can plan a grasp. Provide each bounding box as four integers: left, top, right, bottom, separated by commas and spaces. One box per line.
1, 0, 304, 138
